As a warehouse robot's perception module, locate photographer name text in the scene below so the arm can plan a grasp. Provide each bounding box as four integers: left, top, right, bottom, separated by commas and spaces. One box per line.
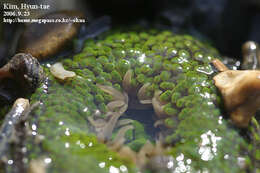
3, 3, 50, 10
2, 2, 86, 24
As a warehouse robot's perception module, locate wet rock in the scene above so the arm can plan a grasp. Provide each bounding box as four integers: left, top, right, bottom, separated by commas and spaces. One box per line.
0, 98, 30, 159
0, 53, 44, 92
0, 53, 44, 105
17, 11, 84, 60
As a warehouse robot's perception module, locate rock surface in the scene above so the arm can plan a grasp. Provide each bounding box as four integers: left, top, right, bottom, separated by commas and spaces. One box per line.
17, 11, 84, 60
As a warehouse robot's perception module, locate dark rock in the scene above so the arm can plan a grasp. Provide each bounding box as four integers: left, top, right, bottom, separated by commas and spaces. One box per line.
0, 53, 44, 105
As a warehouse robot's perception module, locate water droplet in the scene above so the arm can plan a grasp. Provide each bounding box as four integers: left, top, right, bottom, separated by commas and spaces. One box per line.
8, 160, 13, 165
44, 158, 52, 164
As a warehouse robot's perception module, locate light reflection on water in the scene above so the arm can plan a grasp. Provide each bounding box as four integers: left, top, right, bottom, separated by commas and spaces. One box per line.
108, 165, 128, 173
109, 166, 120, 173
172, 154, 192, 173
218, 116, 223, 124
44, 157, 52, 164
83, 107, 88, 112
138, 53, 146, 63
7, 160, 13, 165
99, 163, 128, 173
120, 165, 128, 172
65, 142, 70, 148
65, 128, 70, 136
99, 162, 106, 168
31, 124, 37, 131
99, 164, 128, 173
198, 130, 222, 161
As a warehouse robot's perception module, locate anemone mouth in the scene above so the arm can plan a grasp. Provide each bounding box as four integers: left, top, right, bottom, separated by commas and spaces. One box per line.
94, 72, 171, 143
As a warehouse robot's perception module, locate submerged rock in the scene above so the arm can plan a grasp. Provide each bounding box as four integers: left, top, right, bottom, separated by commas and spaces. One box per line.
0, 98, 29, 159
17, 11, 84, 60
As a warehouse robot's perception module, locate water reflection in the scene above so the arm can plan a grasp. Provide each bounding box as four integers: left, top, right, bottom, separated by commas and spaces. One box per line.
65, 128, 70, 136
119, 165, 128, 172
218, 116, 223, 124
198, 130, 222, 161
109, 166, 119, 173
32, 124, 37, 130
44, 157, 52, 164
138, 53, 146, 63
173, 154, 192, 173
65, 142, 70, 148
99, 162, 106, 168
76, 140, 86, 148
7, 160, 13, 165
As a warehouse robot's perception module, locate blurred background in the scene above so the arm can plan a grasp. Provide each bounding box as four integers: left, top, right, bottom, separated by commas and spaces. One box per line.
0, 0, 260, 66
